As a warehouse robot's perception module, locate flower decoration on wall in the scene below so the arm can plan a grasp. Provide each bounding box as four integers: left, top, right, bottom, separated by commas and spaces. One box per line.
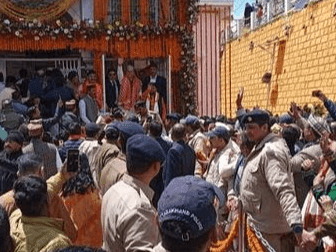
180, 30, 198, 115
181, 0, 200, 114
0, 18, 189, 41
188, 0, 200, 24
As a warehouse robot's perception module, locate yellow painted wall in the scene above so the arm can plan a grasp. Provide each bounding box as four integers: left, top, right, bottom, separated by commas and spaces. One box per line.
221, 0, 336, 118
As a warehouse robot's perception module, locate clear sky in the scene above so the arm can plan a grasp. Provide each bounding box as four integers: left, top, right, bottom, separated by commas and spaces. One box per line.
200, 0, 254, 20
234, 0, 253, 19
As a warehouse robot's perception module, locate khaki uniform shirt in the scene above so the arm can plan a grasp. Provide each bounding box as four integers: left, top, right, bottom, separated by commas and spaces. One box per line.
240, 133, 302, 234
91, 142, 119, 189
99, 152, 126, 195
101, 174, 160, 252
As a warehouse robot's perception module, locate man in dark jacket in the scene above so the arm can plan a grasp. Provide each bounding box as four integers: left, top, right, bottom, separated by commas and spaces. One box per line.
244, 3, 254, 27
0, 99, 25, 132
142, 63, 167, 103
59, 99, 81, 140
0, 131, 24, 195
105, 69, 120, 110
28, 68, 45, 98
58, 122, 83, 162
149, 120, 172, 207
163, 123, 196, 188
27, 98, 64, 133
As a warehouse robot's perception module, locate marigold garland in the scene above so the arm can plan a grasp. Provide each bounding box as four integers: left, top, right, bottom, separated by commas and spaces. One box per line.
210, 220, 239, 252
246, 225, 265, 252
209, 220, 266, 252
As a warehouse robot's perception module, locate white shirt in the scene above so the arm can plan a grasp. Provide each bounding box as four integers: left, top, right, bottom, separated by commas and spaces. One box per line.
56, 150, 62, 172
150, 75, 157, 83
117, 65, 124, 83
0, 87, 15, 110
205, 139, 240, 193
78, 139, 101, 168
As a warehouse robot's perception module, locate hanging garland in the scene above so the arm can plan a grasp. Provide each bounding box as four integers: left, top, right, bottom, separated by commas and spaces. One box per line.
0, 0, 78, 22
0, 18, 190, 41
180, 30, 198, 115
180, 0, 199, 115
210, 220, 239, 252
209, 219, 266, 252
246, 225, 265, 252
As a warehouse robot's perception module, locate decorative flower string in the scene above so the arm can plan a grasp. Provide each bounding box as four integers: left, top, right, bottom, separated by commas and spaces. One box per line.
247, 224, 265, 252
210, 220, 239, 252
209, 219, 265, 252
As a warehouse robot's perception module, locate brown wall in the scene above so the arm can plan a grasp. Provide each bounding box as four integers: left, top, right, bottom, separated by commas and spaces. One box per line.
221, 0, 336, 117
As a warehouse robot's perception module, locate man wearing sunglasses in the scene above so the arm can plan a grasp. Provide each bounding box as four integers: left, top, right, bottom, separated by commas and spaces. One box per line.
105, 69, 120, 111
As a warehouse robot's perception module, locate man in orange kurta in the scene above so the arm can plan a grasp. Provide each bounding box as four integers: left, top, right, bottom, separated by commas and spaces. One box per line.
62, 188, 102, 247
118, 65, 142, 111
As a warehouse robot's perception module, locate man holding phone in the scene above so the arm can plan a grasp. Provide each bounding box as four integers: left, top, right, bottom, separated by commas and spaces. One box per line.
67, 149, 80, 173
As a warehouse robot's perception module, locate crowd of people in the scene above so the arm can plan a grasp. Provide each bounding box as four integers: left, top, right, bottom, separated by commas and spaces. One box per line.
1, 60, 336, 252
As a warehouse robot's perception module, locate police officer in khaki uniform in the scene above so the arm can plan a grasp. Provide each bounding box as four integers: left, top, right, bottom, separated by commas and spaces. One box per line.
240, 109, 310, 251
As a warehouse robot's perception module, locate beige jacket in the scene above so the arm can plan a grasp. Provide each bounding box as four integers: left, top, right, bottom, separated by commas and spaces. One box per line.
99, 152, 126, 195
240, 133, 302, 234
101, 174, 160, 252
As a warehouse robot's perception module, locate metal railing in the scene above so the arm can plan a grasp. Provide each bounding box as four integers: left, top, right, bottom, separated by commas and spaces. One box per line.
231, 0, 301, 39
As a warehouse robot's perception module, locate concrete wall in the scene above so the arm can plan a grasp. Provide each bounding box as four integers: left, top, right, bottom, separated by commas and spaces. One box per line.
221, 0, 336, 118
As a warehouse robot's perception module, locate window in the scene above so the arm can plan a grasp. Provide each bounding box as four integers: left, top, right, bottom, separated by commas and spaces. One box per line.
149, 0, 161, 25
131, 0, 140, 22
110, 0, 121, 22
170, 0, 178, 23
81, 0, 94, 21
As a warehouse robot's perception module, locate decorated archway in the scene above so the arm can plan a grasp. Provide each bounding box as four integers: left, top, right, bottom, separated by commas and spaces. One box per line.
0, 0, 199, 114
0, 0, 78, 21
